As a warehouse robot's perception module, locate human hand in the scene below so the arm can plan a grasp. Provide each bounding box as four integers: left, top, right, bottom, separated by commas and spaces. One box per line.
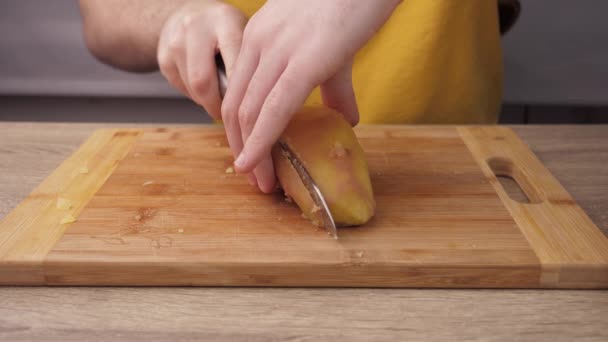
158, 0, 246, 119
221, 0, 401, 193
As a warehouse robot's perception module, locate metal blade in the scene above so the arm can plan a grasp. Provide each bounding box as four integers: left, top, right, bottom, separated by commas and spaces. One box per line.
216, 54, 227, 98
279, 141, 338, 239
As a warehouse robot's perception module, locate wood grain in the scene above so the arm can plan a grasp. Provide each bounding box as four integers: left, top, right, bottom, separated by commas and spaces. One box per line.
2, 125, 607, 287
0, 129, 141, 284
40, 126, 541, 287
514, 125, 608, 237
460, 126, 608, 287
0, 287, 606, 342
1, 123, 607, 341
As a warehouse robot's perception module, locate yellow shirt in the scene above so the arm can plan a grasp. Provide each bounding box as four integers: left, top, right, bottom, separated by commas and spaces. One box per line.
224, 0, 503, 124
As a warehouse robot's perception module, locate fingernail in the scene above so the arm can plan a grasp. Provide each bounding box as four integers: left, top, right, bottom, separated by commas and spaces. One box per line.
234, 152, 246, 170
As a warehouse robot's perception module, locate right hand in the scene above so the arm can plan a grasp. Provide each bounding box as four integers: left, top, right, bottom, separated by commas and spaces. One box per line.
221, 0, 400, 193
158, 0, 246, 119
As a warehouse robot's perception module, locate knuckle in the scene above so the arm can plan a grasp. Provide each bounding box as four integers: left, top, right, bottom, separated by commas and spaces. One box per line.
220, 101, 233, 118
157, 42, 173, 72
247, 11, 264, 28
167, 36, 183, 55
213, 3, 241, 20
242, 24, 261, 46
157, 54, 172, 74
189, 69, 212, 95
181, 13, 200, 32
242, 24, 254, 42
166, 27, 185, 54
221, 104, 237, 127
158, 64, 178, 87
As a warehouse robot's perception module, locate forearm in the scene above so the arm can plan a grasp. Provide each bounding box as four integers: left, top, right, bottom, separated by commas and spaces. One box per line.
79, 0, 189, 72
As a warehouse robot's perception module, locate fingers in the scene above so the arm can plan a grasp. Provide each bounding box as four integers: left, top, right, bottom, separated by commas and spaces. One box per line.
159, 57, 190, 97
218, 42, 259, 187
158, 24, 191, 98
221, 43, 260, 121
158, 2, 247, 121
234, 62, 315, 173
254, 156, 276, 193
320, 60, 360, 126
238, 53, 288, 137
157, 2, 264, 188
184, 29, 222, 119
180, 14, 245, 120
231, 58, 357, 189
216, 16, 245, 78
238, 55, 287, 193
221, 40, 261, 187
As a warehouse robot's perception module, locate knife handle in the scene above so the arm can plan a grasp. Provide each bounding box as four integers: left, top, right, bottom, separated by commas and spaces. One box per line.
215, 53, 227, 99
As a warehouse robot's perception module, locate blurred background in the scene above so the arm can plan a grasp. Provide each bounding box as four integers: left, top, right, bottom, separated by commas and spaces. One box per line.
0, 0, 606, 124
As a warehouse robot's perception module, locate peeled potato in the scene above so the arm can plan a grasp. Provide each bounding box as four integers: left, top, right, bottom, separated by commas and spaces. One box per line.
272, 105, 375, 227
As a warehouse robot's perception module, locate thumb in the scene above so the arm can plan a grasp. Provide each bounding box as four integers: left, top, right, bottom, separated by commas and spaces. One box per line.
320, 60, 359, 126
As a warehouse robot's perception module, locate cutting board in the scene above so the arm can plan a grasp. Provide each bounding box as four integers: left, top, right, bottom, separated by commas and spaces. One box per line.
1, 126, 607, 288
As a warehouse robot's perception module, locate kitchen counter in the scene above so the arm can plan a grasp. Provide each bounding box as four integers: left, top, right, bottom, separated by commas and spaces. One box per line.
1, 122, 607, 341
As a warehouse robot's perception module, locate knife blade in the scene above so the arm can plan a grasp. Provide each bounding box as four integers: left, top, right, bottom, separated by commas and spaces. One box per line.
215, 54, 228, 99
215, 54, 338, 239
277, 141, 338, 239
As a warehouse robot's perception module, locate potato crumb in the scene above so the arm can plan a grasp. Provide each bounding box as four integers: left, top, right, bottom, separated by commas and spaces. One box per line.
311, 204, 321, 213
356, 251, 364, 258
330, 141, 347, 159
60, 214, 76, 225
177, 228, 184, 233
79, 166, 89, 174
225, 166, 234, 174
56, 197, 73, 210
284, 195, 293, 203
134, 214, 142, 221
311, 220, 320, 227
301, 212, 307, 219
142, 180, 155, 186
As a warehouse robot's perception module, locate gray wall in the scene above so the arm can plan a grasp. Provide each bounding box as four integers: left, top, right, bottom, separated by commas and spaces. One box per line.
502, 0, 608, 105
0, 0, 607, 104
0, 0, 177, 97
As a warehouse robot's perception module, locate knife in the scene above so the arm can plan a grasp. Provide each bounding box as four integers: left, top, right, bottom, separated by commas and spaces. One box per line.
215, 54, 338, 239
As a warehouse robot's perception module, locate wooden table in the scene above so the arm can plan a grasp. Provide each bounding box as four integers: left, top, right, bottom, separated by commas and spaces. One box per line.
1, 122, 607, 341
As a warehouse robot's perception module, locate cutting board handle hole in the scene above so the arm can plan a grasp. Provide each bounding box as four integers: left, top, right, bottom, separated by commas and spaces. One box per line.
487, 157, 543, 204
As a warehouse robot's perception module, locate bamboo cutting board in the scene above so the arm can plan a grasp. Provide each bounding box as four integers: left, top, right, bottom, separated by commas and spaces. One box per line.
1, 126, 607, 288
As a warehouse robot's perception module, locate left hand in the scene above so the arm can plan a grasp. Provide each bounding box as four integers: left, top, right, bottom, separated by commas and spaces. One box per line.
221, 0, 401, 193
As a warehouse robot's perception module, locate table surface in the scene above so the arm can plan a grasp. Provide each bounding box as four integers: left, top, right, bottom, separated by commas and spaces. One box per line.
1, 122, 607, 341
